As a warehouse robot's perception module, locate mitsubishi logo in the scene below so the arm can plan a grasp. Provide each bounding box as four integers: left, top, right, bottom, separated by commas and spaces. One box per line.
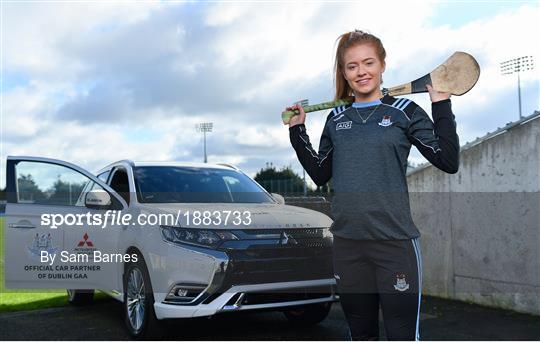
280, 232, 297, 245
77, 233, 94, 247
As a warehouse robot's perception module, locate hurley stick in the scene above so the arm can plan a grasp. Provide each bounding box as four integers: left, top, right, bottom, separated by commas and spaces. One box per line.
282, 51, 480, 124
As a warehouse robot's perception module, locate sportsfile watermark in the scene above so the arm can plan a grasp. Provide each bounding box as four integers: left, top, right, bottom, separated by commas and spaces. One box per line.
40, 210, 253, 229
4, 192, 539, 294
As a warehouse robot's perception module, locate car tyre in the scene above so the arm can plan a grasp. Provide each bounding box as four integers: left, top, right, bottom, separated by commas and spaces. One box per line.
123, 255, 161, 339
66, 289, 94, 306
283, 302, 332, 325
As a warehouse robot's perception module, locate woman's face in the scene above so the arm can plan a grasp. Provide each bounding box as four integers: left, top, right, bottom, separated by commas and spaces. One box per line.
342, 43, 385, 101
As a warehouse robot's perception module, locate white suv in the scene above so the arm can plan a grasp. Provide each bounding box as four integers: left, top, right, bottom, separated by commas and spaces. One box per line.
5, 156, 337, 338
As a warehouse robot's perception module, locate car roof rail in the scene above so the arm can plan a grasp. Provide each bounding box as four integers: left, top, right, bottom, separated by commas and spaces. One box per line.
217, 163, 240, 171
101, 159, 135, 170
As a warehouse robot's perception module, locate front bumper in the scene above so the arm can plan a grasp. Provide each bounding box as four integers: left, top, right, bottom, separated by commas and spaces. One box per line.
154, 278, 338, 319
153, 228, 336, 319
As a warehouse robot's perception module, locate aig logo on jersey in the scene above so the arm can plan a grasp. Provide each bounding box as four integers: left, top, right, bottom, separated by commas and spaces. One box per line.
378, 115, 393, 127
336, 121, 352, 130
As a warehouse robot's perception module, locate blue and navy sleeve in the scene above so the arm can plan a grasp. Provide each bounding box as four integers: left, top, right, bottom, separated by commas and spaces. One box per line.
406, 99, 460, 173
289, 114, 333, 186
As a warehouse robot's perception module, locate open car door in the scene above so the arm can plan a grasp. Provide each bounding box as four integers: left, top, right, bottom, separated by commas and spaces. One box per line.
4, 156, 128, 290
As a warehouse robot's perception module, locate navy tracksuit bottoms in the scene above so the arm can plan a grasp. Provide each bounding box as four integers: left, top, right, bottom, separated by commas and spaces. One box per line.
333, 236, 423, 341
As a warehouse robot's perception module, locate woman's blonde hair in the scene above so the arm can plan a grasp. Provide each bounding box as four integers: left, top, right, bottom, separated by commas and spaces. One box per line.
333, 30, 386, 101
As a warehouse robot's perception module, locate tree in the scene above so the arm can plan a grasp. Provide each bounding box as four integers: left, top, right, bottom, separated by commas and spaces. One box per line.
254, 163, 307, 194
17, 174, 46, 203
48, 177, 86, 205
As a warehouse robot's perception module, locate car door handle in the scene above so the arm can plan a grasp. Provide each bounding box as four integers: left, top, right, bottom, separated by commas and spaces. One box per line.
8, 223, 36, 229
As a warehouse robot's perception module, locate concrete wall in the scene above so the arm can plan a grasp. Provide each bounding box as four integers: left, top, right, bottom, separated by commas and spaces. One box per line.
407, 114, 540, 314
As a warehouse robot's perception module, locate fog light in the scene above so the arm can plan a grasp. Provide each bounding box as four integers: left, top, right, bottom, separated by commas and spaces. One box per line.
175, 288, 189, 297
164, 284, 207, 304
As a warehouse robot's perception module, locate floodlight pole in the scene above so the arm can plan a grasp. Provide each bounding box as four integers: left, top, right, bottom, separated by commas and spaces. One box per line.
500, 56, 534, 120
203, 130, 207, 163
517, 72, 522, 119
196, 122, 213, 163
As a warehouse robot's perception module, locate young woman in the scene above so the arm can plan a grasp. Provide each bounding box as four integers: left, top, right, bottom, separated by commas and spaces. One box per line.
286, 30, 459, 340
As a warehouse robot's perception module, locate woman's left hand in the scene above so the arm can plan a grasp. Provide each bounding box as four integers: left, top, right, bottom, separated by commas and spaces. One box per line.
426, 84, 451, 102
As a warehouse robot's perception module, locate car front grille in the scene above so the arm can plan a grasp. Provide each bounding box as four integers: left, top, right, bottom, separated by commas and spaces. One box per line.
220, 228, 333, 249
217, 228, 333, 286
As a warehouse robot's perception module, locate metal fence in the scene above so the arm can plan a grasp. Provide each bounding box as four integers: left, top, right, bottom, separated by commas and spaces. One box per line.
257, 179, 330, 196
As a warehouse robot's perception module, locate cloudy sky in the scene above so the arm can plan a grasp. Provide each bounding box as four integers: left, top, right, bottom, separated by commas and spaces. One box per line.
1, 1, 539, 188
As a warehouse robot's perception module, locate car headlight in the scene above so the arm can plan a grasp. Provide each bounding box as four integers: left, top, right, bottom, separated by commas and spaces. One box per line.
160, 225, 239, 248
322, 227, 333, 241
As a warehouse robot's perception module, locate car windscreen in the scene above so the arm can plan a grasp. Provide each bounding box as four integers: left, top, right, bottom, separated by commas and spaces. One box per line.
133, 166, 274, 203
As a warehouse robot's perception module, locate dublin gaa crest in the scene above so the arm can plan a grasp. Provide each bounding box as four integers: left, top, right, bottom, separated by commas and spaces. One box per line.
378, 115, 393, 127
27, 233, 59, 259
394, 273, 410, 291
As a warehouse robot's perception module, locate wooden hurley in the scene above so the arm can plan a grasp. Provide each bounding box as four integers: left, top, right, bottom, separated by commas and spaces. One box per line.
282, 51, 480, 124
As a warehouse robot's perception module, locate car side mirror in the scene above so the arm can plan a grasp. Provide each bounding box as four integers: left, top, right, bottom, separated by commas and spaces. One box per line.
271, 193, 285, 205
85, 189, 112, 208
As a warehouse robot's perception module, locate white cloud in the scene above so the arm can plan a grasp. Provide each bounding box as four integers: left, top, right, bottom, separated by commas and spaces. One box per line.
4, 2, 163, 76
1, 1, 539, 189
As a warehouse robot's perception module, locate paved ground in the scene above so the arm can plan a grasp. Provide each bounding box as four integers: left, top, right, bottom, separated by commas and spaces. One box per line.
1, 295, 539, 340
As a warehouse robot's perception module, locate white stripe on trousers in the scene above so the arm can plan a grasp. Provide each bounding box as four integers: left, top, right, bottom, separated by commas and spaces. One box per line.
411, 238, 423, 341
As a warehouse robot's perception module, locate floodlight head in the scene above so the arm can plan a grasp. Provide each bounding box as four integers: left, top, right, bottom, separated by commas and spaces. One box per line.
196, 122, 213, 132
500, 55, 535, 75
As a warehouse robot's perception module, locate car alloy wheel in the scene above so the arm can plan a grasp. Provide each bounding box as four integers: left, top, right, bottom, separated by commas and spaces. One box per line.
123, 256, 161, 339
126, 267, 146, 332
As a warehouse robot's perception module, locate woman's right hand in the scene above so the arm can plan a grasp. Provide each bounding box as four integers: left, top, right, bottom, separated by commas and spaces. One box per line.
286, 103, 306, 127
